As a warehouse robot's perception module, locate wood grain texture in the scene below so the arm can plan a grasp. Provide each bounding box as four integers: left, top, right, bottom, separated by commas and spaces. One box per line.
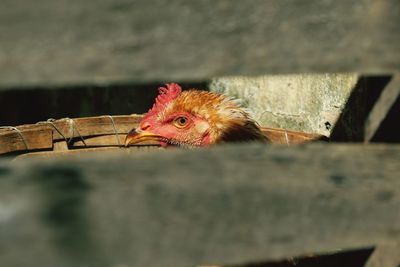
18, 115, 143, 140
364, 241, 400, 267
261, 127, 328, 144
0, 0, 399, 88
0, 143, 399, 267
0, 115, 143, 155
15, 146, 161, 160
0, 128, 53, 154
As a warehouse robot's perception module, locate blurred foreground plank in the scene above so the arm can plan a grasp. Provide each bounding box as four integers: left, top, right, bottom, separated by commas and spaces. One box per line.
0, 143, 399, 267
1, 0, 399, 88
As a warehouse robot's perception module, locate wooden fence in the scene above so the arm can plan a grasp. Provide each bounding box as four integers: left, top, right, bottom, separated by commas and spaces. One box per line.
0, 1, 400, 266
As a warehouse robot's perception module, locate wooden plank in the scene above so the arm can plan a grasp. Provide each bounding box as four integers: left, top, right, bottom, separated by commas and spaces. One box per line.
15, 115, 143, 140
0, 115, 327, 155
364, 241, 400, 267
0, 0, 399, 88
72, 134, 159, 147
0, 128, 53, 154
15, 146, 161, 160
364, 75, 400, 142
0, 143, 399, 267
261, 128, 328, 145
0, 115, 144, 155
53, 140, 68, 151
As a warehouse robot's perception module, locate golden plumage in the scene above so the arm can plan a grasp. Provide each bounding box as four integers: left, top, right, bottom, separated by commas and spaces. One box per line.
125, 83, 268, 147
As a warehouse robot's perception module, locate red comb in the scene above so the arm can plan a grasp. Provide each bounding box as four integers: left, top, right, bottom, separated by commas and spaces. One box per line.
145, 83, 182, 117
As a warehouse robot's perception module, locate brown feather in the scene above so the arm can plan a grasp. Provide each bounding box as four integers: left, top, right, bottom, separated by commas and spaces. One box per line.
217, 120, 269, 144
162, 89, 269, 144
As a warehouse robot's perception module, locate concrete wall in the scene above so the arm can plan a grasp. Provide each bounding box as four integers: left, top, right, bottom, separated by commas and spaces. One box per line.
210, 74, 359, 137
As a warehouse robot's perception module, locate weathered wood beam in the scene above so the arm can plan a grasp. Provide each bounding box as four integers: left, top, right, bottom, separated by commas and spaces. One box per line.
0, 127, 53, 154
0, 143, 399, 267
364, 75, 400, 142
0, 115, 143, 154
0, 115, 143, 140
14, 146, 161, 160
0, 0, 399, 88
364, 241, 400, 267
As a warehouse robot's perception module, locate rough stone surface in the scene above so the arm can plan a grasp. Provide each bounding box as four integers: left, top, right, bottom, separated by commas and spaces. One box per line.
210, 74, 359, 136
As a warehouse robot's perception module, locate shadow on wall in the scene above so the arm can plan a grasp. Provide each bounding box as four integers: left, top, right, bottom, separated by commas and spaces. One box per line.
371, 86, 400, 143
330, 75, 395, 142
0, 81, 208, 126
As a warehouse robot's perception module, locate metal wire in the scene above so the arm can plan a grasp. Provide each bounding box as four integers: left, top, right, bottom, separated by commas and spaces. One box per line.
67, 118, 87, 146
108, 115, 121, 147
0, 126, 29, 150
38, 118, 87, 147
37, 118, 68, 143
284, 129, 290, 146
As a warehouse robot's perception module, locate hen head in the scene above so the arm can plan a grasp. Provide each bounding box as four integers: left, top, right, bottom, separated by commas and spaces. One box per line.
125, 83, 268, 148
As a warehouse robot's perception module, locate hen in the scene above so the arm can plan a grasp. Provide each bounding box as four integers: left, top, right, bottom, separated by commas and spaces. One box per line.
125, 83, 268, 148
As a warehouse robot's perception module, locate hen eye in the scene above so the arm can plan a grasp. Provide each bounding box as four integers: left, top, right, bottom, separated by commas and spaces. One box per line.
174, 116, 188, 128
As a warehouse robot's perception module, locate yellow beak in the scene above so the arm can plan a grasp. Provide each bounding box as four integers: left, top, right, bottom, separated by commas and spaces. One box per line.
124, 128, 163, 146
